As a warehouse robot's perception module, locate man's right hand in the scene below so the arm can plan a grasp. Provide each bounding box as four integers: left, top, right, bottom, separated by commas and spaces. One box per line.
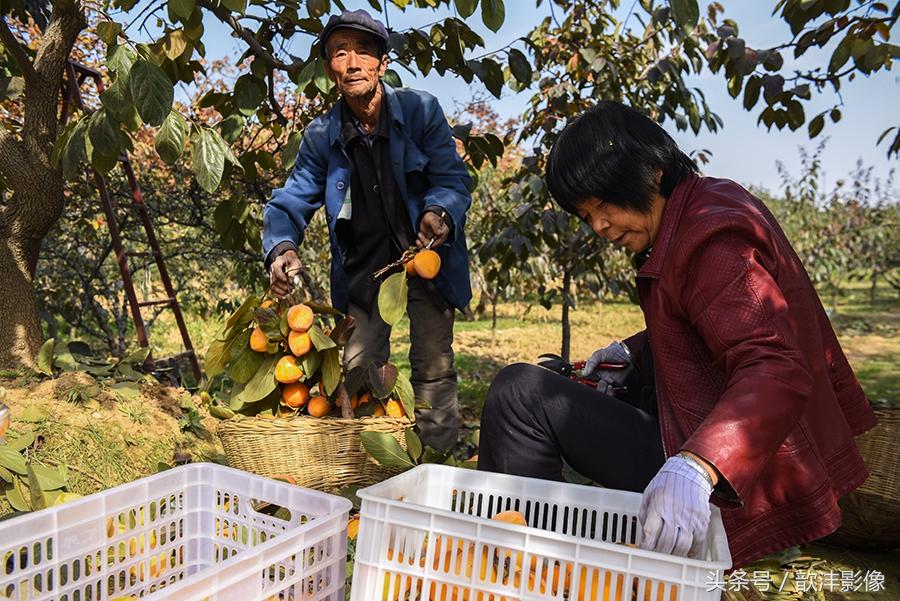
269, 249, 301, 298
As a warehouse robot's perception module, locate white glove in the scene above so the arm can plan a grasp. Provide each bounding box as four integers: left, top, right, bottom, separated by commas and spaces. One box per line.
583, 341, 633, 390
638, 455, 713, 558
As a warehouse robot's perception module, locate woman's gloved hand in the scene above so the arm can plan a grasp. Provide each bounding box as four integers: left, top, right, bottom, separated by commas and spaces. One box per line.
583, 341, 633, 393
638, 454, 714, 558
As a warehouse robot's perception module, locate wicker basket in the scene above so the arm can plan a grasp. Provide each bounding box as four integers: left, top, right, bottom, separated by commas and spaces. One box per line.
217, 415, 413, 492
825, 406, 900, 549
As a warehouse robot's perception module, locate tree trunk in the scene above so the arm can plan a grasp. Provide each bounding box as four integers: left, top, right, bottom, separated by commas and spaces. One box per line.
0, 236, 44, 368
561, 269, 572, 363
0, 0, 87, 369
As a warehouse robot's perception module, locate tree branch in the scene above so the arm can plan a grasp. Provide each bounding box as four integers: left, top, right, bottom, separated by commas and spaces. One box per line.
0, 17, 37, 84
197, 0, 303, 73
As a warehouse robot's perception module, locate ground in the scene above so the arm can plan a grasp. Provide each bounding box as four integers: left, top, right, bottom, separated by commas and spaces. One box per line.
0, 284, 896, 599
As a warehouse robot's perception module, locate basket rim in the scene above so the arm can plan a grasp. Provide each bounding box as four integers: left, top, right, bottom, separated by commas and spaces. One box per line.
217, 414, 414, 433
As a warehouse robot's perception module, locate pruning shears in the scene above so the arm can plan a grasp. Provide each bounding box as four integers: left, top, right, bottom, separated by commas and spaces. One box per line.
537, 353, 629, 395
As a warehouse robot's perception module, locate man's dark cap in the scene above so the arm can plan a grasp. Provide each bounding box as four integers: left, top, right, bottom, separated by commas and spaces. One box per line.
319, 9, 389, 58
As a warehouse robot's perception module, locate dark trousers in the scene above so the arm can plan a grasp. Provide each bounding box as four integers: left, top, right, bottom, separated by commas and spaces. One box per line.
343, 277, 459, 452
478, 363, 665, 492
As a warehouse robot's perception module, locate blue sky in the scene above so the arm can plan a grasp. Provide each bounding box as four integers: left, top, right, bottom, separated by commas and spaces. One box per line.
196, 1, 899, 195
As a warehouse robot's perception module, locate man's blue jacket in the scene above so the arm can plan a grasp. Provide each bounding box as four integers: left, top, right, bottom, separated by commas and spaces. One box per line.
263, 83, 473, 313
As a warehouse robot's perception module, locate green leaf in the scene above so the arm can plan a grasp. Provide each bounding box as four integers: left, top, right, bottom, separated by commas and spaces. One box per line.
27, 465, 47, 511
36, 338, 55, 376
192, 128, 226, 193
308, 324, 337, 351
299, 349, 322, 380
61, 120, 87, 180
204, 338, 229, 379
0, 466, 12, 483
108, 44, 137, 76
360, 432, 415, 470
282, 132, 303, 170
221, 0, 247, 13
743, 75, 761, 110
368, 362, 398, 399
808, 114, 825, 138
129, 59, 174, 126
322, 347, 340, 396
239, 354, 278, 402
162, 30, 190, 60
5, 483, 30, 512
0, 447, 28, 475
100, 76, 133, 121
234, 74, 266, 116
481, 0, 505, 33
507, 48, 532, 85
7, 431, 35, 452
156, 110, 188, 164
314, 59, 333, 94
405, 428, 422, 462
394, 370, 415, 419
169, 0, 196, 20
670, 0, 699, 30
382, 69, 402, 88
88, 109, 120, 158
377, 271, 408, 327
227, 335, 264, 384
219, 113, 244, 144
454, 0, 478, 18
30, 464, 66, 490
307, 0, 329, 17
226, 295, 259, 331
828, 36, 852, 73
97, 21, 122, 44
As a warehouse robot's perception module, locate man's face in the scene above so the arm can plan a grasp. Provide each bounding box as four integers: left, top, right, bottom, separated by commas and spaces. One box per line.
324, 29, 388, 98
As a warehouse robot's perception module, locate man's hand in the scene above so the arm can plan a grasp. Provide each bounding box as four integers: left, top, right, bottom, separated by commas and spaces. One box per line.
269, 249, 301, 298
638, 455, 714, 558
417, 210, 450, 249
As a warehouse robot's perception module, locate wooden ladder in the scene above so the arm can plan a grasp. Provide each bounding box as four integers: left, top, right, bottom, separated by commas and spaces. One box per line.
59, 61, 201, 383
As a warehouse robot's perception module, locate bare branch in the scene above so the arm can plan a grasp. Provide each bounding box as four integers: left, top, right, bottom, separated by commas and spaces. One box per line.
267, 69, 288, 126
197, 0, 303, 73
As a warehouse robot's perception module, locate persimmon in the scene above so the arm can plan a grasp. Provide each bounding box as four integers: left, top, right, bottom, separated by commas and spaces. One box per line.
307, 395, 330, 417
413, 249, 441, 279
288, 330, 312, 356
492, 510, 527, 525
282, 382, 311, 409
405, 259, 417, 276
287, 304, 314, 331
249, 327, 268, 352
385, 399, 405, 418
274, 355, 303, 384
372, 402, 386, 417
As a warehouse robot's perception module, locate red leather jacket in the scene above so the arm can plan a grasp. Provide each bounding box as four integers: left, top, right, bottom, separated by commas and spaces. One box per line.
625, 174, 876, 568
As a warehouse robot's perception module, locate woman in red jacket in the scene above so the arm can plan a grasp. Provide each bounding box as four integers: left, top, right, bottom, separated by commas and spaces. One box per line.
478, 101, 876, 568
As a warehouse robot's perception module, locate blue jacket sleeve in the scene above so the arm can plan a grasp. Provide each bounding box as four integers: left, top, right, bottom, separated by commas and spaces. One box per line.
420, 97, 472, 244
262, 124, 329, 266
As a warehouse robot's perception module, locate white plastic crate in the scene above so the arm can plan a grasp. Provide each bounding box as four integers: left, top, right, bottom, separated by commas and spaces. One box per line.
351, 464, 731, 601
0, 463, 352, 601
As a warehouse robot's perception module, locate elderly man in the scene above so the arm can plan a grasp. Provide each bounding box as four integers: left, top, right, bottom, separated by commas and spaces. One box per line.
263, 9, 472, 452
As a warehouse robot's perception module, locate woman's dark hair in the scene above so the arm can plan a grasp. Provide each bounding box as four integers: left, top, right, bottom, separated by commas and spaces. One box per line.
546, 101, 698, 215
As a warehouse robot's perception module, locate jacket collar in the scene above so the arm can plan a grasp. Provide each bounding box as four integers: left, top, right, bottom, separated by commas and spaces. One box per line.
328, 82, 403, 147
637, 173, 701, 279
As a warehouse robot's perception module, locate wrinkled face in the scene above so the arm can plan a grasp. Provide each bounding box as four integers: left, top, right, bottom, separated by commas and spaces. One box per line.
575, 197, 663, 253
325, 29, 388, 98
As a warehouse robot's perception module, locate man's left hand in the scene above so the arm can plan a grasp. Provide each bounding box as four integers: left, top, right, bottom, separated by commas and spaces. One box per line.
417, 210, 450, 249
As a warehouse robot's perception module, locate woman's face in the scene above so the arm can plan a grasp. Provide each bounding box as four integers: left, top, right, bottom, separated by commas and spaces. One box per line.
575, 194, 665, 253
